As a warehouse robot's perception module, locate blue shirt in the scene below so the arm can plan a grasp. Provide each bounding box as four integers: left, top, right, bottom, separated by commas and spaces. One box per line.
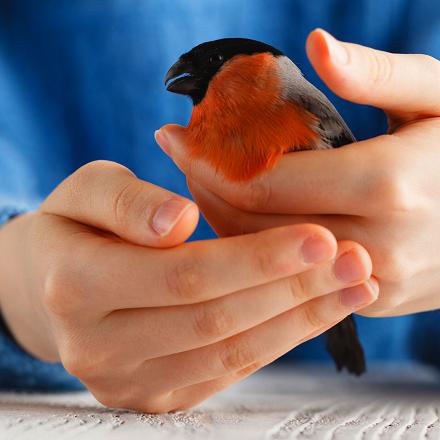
0, 0, 440, 391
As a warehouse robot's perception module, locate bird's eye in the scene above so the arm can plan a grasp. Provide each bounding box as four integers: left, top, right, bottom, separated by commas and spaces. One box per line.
209, 53, 224, 64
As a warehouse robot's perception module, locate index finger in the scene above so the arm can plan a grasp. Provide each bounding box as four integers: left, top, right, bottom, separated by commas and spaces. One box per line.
156, 125, 392, 216
81, 223, 337, 310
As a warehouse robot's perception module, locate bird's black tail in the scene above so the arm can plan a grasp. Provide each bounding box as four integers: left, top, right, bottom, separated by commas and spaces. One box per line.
325, 315, 366, 376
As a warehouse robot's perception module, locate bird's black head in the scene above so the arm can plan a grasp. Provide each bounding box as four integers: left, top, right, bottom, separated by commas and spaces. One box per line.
164, 38, 283, 105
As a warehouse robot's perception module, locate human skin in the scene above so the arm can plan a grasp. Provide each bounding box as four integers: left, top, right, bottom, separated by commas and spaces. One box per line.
0, 159, 377, 412
156, 28, 440, 319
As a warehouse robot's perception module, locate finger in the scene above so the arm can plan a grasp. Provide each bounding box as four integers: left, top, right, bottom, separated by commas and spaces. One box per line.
170, 355, 277, 411
103, 241, 371, 359
169, 283, 376, 409
157, 125, 392, 216
128, 349, 283, 413
77, 223, 337, 311
188, 178, 361, 239
41, 160, 199, 247
143, 280, 378, 391
170, 327, 339, 411
306, 28, 440, 118
170, 281, 375, 409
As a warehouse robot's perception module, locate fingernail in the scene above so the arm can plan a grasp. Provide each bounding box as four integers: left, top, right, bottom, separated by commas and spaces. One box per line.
340, 284, 373, 308
154, 129, 171, 155
151, 198, 192, 236
322, 30, 349, 65
334, 251, 365, 283
301, 235, 334, 264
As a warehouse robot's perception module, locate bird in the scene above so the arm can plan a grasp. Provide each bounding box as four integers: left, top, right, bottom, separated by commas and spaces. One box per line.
164, 37, 365, 376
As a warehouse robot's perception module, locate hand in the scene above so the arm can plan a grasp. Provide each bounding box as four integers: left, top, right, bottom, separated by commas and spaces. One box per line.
156, 28, 440, 318
0, 160, 376, 412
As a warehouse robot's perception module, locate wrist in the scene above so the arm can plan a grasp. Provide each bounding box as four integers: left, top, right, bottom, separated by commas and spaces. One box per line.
0, 212, 29, 309
0, 212, 57, 360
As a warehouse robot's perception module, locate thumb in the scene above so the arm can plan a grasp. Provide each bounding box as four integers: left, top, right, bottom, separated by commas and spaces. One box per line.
154, 124, 193, 175
41, 160, 199, 248
306, 28, 440, 118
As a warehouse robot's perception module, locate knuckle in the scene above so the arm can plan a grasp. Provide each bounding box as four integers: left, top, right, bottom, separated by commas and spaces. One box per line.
74, 160, 104, 177
73, 160, 131, 192
43, 234, 108, 318
252, 230, 293, 279
219, 339, 255, 373
70, 161, 99, 186
254, 243, 279, 279
370, 162, 416, 214
378, 248, 412, 283
252, 231, 295, 279
43, 267, 81, 317
240, 177, 272, 211
112, 180, 145, 230
50, 160, 133, 216
368, 51, 393, 89
286, 275, 307, 304
76, 160, 131, 178
165, 252, 206, 302
382, 180, 412, 212
302, 303, 327, 329
193, 306, 234, 340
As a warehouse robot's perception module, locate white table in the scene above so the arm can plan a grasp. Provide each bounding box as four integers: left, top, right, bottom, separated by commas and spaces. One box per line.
1, 363, 439, 439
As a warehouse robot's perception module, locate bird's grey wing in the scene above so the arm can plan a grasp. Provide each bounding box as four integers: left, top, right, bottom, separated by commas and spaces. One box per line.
278, 56, 356, 148
296, 84, 356, 148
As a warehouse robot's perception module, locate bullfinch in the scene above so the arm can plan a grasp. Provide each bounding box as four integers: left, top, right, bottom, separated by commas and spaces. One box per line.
164, 37, 365, 375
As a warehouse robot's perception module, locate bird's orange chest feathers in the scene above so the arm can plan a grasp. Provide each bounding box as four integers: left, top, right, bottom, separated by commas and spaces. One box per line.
184, 53, 319, 182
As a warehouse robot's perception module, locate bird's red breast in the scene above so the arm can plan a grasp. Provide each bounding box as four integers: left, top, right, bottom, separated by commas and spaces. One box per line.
183, 53, 321, 181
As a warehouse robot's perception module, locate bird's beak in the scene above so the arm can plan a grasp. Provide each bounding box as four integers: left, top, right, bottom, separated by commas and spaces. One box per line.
164, 58, 198, 95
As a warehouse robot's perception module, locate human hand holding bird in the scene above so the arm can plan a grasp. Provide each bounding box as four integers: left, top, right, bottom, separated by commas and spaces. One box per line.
157, 29, 440, 374
157, 29, 381, 375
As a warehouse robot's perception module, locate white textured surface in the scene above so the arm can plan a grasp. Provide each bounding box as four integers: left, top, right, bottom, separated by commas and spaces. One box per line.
1, 364, 440, 439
